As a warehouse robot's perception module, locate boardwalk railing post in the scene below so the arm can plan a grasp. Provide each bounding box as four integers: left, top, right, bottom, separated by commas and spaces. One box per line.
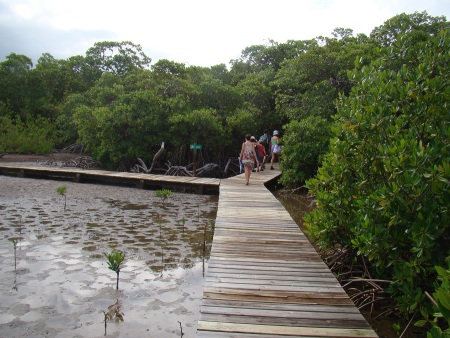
137, 179, 144, 189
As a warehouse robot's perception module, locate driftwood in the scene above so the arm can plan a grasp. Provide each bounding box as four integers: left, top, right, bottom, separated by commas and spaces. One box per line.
130, 152, 241, 178
131, 158, 151, 173
195, 163, 222, 176
130, 142, 165, 173
164, 161, 192, 176
131, 159, 226, 178
40, 154, 99, 169
62, 156, 100, 169
223, 158, 232, 174
61, 143, 84, 153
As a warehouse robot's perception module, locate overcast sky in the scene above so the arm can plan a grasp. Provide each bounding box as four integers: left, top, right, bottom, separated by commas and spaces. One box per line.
1, 0, 449, 68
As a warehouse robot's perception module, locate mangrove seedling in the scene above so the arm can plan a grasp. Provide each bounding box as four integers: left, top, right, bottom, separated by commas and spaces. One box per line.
155, 189, 173, 208
55, 185, 67, 210
102, 299, 124, 335
180, 217, 187, 233
155, 217, 164, 240
9, 238, 18, 271
104, 250, 125, 290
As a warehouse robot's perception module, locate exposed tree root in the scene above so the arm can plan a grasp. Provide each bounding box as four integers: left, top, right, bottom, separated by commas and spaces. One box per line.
322, 247, 397, 318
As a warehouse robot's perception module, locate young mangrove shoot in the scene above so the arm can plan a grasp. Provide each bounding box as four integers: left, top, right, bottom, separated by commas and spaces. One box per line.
55, 185, 67, 210
180, 217, 187, 234
104, 250, 125, 290
155, 189, 173, 208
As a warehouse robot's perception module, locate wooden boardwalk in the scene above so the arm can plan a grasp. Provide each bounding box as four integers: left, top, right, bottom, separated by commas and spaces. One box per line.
0, 163, 220, 194
197, 165, 378, 337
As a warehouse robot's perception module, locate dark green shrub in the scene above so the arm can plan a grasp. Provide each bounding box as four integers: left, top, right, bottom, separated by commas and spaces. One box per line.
305, 29, 450, 315
0, 115, 57, 154
280, 116, 331, 187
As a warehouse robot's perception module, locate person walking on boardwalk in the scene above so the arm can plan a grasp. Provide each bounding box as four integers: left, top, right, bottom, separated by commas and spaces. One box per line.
259, 129, 271, 168
240, 134, 259, 185
255, 138, 267, 172
270, 130, 282, 170
250, 136, 258, 172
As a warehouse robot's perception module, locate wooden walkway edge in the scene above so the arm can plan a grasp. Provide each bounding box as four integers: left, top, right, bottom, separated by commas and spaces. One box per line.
197, 165, 378, 337
0, 163, 220, 194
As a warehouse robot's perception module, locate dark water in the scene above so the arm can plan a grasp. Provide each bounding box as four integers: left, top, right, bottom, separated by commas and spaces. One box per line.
272, 189, 314, 233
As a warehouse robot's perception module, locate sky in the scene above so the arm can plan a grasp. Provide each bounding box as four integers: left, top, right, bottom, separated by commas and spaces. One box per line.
1, 0, 449, 68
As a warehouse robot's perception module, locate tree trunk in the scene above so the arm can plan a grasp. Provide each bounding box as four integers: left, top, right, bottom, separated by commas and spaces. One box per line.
149, 142, 165, 173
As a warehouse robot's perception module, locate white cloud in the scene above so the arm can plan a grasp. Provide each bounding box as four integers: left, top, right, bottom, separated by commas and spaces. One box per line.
1, 0, 449, 67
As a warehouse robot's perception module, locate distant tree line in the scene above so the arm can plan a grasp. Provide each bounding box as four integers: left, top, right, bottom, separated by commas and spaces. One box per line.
1, 11, 449, 334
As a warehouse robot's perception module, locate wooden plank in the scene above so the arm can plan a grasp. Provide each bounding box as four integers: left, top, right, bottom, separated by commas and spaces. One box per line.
201, 299, 365, 314
197, 322, 378, 337
199, 312, 371, 329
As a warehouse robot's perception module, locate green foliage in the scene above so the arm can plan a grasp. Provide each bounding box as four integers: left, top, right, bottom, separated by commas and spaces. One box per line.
416, 263, 450, 337
305, 29, 450, 316
231, 39, 312, 72
86, 41, 151, 76
155, 189, 173, 208
55, 185, 67, 196
104, 250, 125, 290
169, 108, 226, 153
55, 185, 67, 210
0, 115, 57, 154
0, 53, 33, 116
273, 33, 377, 188
71, 71, 170, 167
370, 11, 449, 47
279, 116, 331, 187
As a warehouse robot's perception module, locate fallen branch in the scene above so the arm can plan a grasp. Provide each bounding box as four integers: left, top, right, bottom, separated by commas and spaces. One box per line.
62, 156, 100, 169
131, 158, 151, 173
61, 143, 84, 153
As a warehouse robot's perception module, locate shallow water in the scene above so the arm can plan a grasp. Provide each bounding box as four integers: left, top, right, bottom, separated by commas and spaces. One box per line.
0, 176, 217, 337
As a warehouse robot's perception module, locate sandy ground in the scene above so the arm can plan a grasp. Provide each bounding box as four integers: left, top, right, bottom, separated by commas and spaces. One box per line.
0, 172, 218, 337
